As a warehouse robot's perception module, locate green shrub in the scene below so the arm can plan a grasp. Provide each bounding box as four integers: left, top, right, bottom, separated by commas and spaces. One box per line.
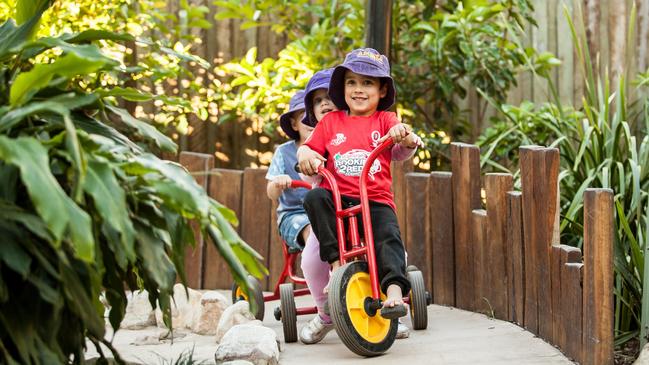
0, 3, 265, 363
479, 4, 649, 345
211, 0, 554, 169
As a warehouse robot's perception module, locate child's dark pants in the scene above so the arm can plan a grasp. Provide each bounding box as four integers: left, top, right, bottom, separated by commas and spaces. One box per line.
303, 187, 411, 295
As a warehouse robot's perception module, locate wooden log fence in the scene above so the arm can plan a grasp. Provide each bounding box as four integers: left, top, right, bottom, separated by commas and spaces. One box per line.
180, 142, 614, 364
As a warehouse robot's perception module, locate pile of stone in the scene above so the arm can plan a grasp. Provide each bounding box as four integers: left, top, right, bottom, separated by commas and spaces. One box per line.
114, 283, 280, 364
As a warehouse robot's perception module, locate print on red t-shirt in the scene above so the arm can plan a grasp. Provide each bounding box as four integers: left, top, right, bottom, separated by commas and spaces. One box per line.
304, 110, 399, 210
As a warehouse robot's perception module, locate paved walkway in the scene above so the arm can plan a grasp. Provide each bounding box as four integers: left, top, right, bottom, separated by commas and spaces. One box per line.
86, 291, 574, 364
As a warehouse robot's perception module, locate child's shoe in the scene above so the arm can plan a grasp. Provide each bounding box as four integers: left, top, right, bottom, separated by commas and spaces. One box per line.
299, 315, 334, 344
396, 319, 410, 339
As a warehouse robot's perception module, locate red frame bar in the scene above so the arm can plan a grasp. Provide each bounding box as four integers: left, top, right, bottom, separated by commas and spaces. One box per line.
296, 306, 319, 315
316, 139, 395, 301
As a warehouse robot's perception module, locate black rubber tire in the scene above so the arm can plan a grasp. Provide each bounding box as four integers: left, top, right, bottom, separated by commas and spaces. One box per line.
407, 270, 428, 330
279, 283, 298, 343
329, 262, 397, 357
231, 275, 265, 321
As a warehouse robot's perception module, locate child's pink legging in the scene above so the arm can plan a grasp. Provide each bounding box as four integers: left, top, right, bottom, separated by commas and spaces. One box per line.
300, 231, 331, 322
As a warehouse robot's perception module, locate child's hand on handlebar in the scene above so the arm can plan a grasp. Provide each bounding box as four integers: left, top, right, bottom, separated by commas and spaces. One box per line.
297, 148, 326, 176
379, 123, 423, 149
272, 175, 293, 190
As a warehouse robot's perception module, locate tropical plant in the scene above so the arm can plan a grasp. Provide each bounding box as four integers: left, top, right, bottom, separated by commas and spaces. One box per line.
0, 2, 265, 363
0, 0, 217, 137
479, 4, 649, 346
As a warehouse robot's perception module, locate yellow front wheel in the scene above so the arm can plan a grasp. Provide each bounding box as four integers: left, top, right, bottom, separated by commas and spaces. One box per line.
329, 262, 397, 357
231, 275, 265, 320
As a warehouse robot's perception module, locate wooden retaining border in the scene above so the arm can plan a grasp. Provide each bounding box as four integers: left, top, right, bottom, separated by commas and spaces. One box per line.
179, 142, 614, 364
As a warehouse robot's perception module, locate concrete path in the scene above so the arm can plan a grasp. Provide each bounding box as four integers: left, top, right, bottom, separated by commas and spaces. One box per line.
86, 291, 574, 364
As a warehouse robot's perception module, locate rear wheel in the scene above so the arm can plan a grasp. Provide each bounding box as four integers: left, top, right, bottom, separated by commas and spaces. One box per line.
407, 270, 428, 330
231, 275, 265, 321
279, 283, 298, 343
329, 261, 397, 357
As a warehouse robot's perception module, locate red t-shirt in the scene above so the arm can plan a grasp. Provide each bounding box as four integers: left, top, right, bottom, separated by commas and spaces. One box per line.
304, 110, 399, 210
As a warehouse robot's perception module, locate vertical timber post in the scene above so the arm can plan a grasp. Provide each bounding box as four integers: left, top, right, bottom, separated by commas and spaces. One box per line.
365, 0, 392, 56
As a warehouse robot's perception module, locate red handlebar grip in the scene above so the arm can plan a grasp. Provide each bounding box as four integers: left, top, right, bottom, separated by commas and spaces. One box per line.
290, 180, 312, 189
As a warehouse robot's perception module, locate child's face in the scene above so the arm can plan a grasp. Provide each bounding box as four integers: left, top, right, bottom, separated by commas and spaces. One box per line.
343, 70, 387, 116
311, 88, 336, 122
290, 111, 313, 143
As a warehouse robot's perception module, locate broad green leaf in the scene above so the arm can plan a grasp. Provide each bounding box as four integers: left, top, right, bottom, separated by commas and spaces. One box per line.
72, 113, 143, 153
16, 0, 49, 25
134, 222, 176, 290
0, 93, 97, 132
125, 155, 209, 216
96, 87, 153, 102
10, 48, 114, 106
106, 105, 177, 153
0, 235, 31, 279
83, 159, 136, 267
0, 12, 43, 60
64, 29, 135, 43
0, 136, 94, 261
58, 258, 105, 337
0, 201, 53, 242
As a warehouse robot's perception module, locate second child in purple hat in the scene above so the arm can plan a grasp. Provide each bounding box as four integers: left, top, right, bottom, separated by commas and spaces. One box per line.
295, 68, 339, 345
266, 90, 313, 254
297, 48, 424, 321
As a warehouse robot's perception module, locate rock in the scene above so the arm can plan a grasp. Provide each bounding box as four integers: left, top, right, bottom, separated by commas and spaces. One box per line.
635, 343, 649, 364
155, 283, 202, 329
214, 301, 257, 342
131, 335, 160, 346
191, 291, 229, 335
221, 361, 255, 365
214, 323, 279, 365
121, 290, 156, 329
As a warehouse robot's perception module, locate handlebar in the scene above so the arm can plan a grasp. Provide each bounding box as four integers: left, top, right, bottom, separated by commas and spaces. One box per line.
290, 180, 311, 189
294, 138, 396, 188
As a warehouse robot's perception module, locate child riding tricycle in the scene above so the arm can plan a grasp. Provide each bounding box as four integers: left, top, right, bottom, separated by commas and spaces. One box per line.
298, 137, 430, 356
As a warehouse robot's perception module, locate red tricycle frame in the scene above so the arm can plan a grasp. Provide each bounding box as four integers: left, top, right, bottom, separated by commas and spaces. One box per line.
315, 138, 396, 303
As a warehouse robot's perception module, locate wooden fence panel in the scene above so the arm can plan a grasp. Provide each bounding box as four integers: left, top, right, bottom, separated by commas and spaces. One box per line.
520, 146, 559, 338
550, 245, 561, 346
472, 209, 488, 314
204, 168, 243, 289
179, 152, 214, 289
564, 262, 584, 364
240, 168, 272, 290
507, 191, 524, 324
583, 188, 614, 365
451, 143, 481, 311
485, 173, 513, 320
430, 172, 455, 306
392, 158, 414, 247
405, 173, 431, 293
556, 245, 582, 356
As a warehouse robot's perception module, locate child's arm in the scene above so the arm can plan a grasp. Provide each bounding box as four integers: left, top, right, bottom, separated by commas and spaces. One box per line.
378, 123, 423, 161
266, 147, 291, 201
266, 175, 293, 201
297, 145, 326, 176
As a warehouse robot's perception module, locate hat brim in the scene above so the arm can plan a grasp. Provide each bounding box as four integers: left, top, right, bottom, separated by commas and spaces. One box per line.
279, 111, 301, 140
329, 65, 396, 111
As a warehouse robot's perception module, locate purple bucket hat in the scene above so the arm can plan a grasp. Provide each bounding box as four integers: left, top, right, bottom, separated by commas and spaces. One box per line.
279, 90, 306, 140
328, 48, 396, 111
303, 68, 334, 127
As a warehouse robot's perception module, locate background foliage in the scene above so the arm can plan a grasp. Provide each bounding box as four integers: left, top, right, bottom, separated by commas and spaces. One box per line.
0, 2, 265, 363
479, 4, 649, 346
211, 0, 557, 170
